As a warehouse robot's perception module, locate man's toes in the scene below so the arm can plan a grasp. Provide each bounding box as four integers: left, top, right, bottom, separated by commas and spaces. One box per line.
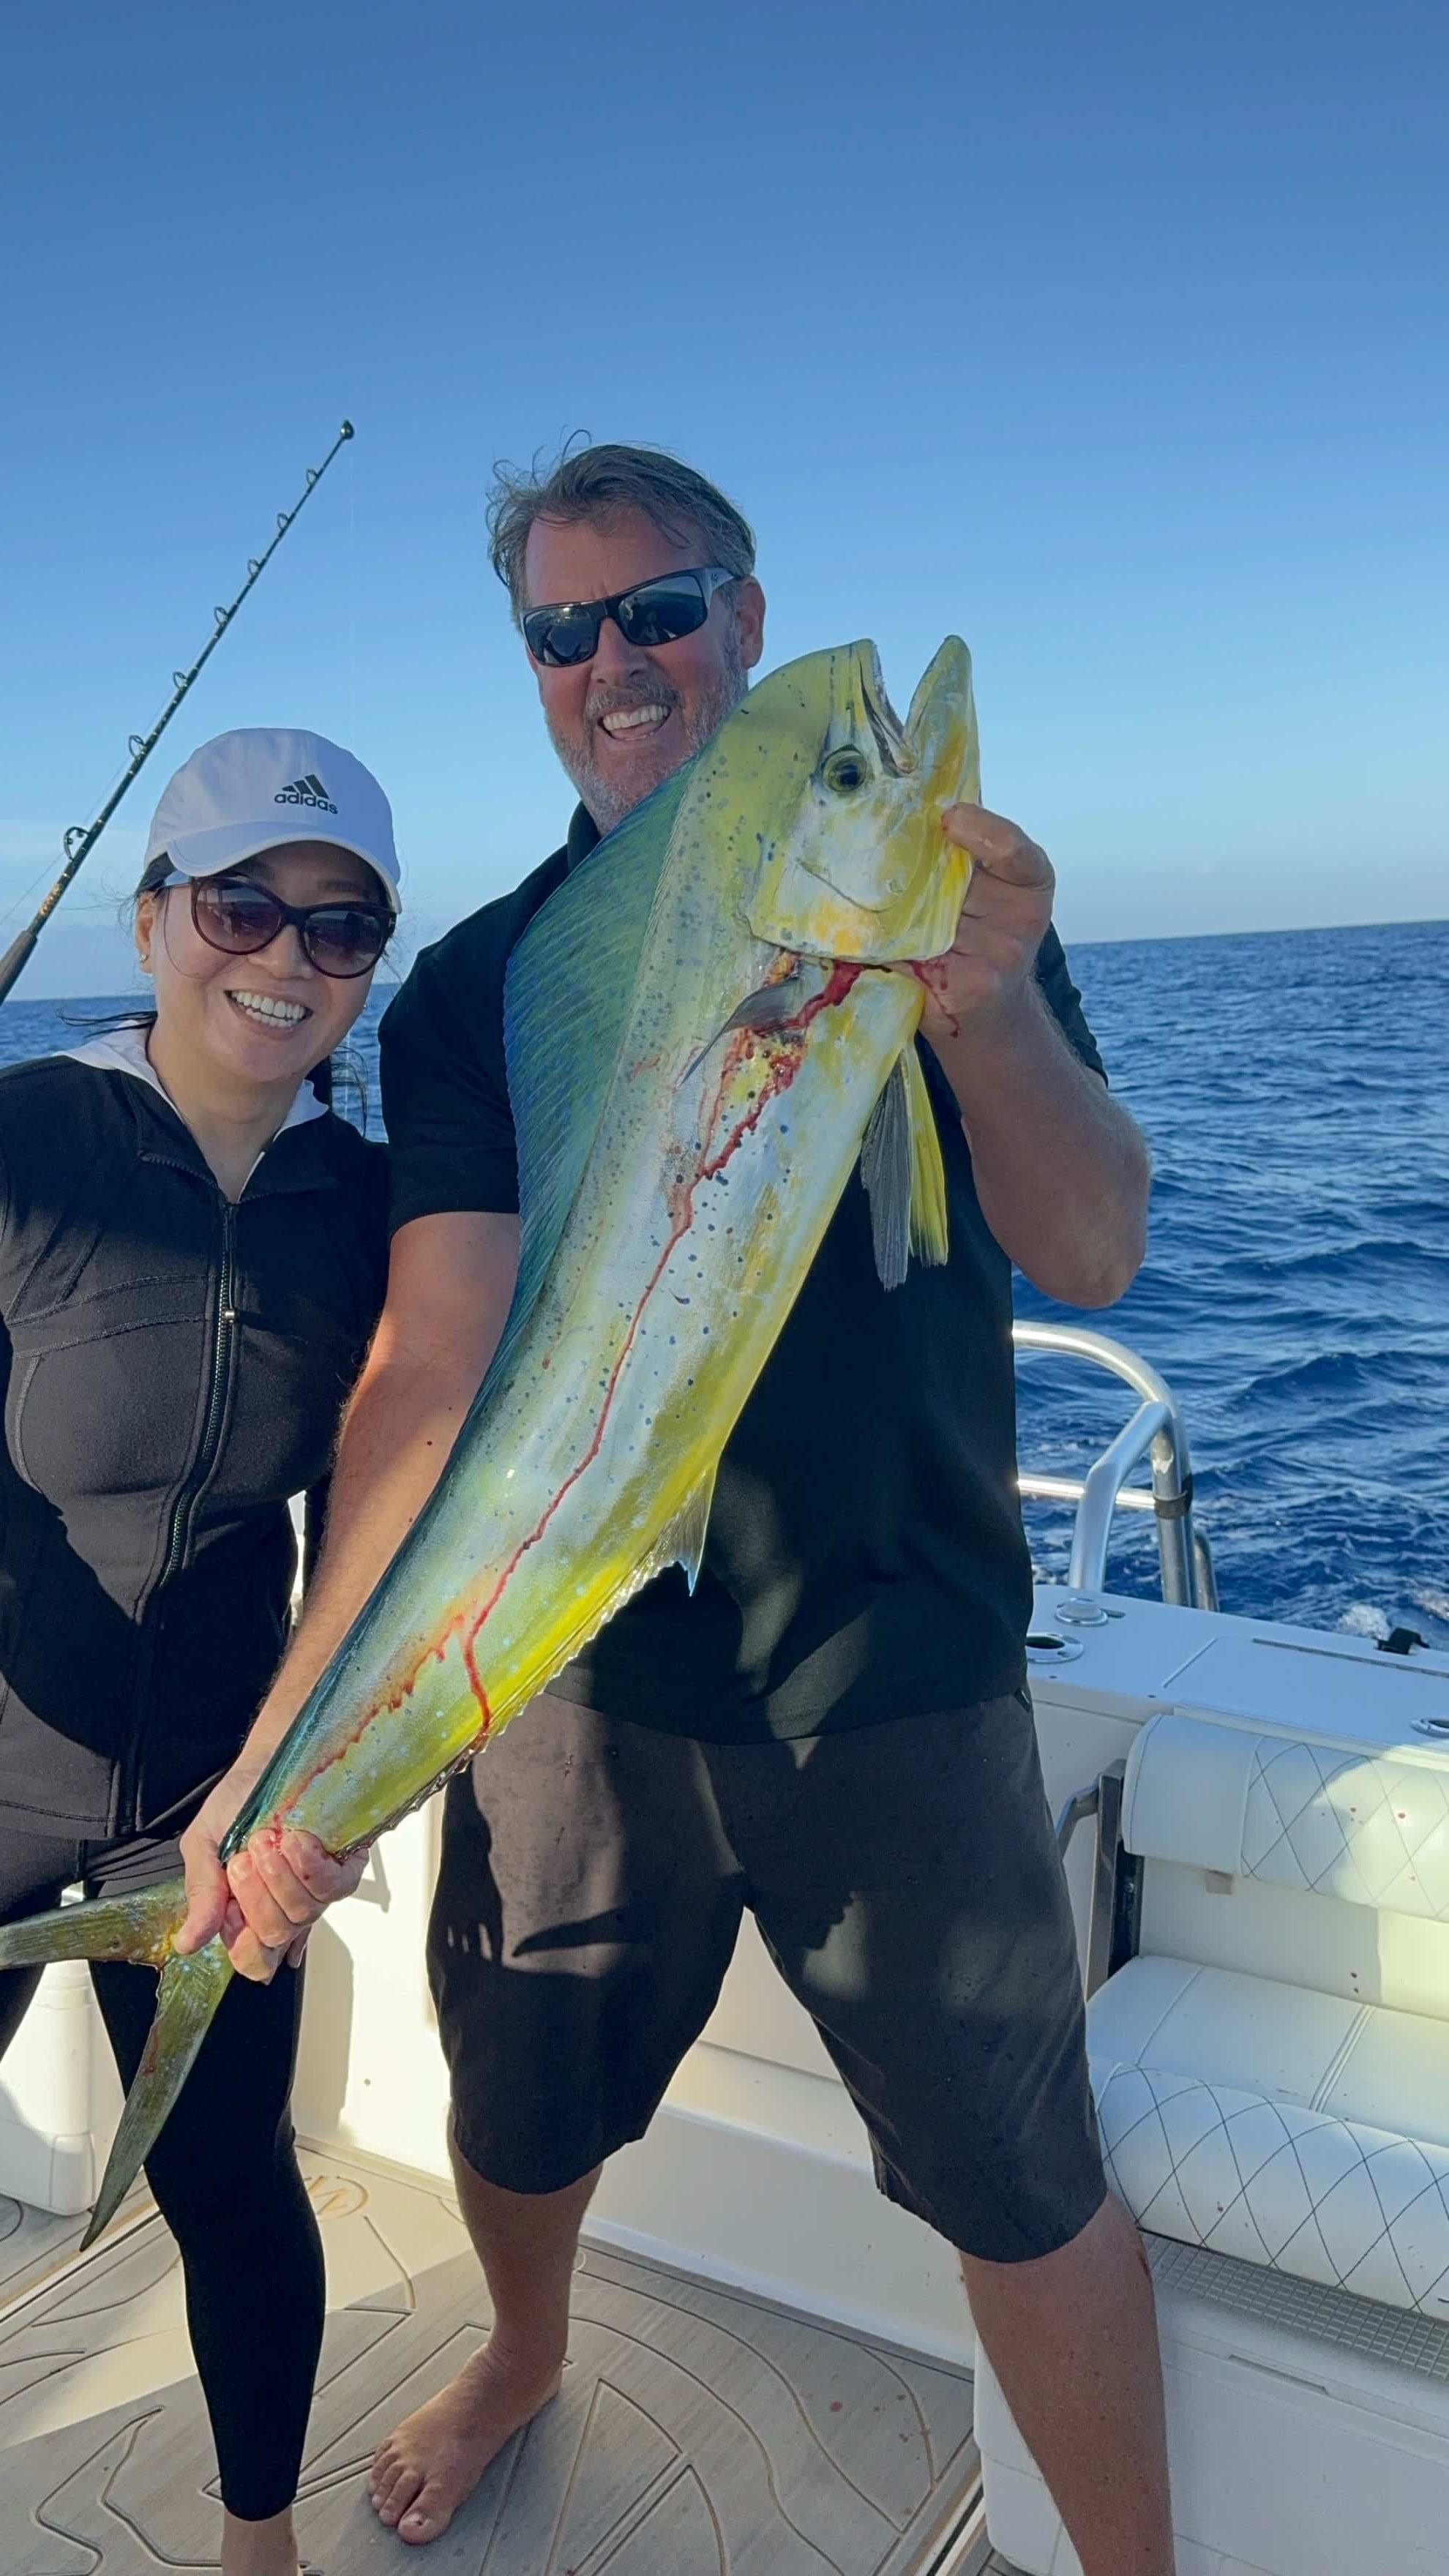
399, 2493, 450, 2546
373, 2465, 424, 2527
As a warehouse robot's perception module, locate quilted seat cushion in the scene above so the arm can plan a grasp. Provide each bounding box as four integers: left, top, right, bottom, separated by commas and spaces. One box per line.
1088, 1956, 1449, 2318
1121, 1711, 1449, 1925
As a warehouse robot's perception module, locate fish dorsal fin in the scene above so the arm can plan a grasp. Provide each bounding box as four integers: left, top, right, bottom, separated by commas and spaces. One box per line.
860, 1045, 950, 1289
487, 764, 694, 1388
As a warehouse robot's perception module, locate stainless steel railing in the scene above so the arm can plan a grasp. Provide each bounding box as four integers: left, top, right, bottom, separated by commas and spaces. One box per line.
1013, 1321, 1217, 1610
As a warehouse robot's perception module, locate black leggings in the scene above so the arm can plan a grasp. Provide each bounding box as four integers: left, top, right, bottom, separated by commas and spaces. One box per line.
0, 1818, 325, 2524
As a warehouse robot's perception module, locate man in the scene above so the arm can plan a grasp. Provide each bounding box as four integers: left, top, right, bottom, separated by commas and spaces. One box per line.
180, 445, 1169, 2575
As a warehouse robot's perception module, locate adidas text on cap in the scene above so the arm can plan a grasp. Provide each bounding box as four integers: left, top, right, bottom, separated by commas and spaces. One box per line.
143, 728, 402, 914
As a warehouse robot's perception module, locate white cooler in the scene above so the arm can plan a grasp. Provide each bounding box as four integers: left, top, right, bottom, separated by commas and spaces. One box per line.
0, 1959, 121, 2215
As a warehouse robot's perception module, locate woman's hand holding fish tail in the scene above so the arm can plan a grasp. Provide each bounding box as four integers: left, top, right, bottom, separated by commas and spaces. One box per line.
177, 1780, 364, 1982
917, 801, 1150, 1308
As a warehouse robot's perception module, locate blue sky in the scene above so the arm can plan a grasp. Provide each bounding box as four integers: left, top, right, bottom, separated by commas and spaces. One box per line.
2, 0, 1444, 997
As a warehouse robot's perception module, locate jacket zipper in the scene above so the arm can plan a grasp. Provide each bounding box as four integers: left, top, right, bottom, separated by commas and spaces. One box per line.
161, 1195, 238, 1584
120, 1193, 238, 1832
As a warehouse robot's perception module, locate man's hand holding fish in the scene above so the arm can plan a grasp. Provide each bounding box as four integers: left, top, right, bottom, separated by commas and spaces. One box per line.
914, 798, 1150, 1308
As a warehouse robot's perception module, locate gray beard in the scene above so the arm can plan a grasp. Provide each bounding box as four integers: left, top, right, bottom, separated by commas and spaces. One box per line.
546, 623, 749, 834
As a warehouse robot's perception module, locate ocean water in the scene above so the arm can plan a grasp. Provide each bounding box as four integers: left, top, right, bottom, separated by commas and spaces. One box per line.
7, 915, 1447, 1646
1015, 916, 1449, 1647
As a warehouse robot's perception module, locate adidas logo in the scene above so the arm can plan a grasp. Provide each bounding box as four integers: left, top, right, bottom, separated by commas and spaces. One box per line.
274, 772, 338, 815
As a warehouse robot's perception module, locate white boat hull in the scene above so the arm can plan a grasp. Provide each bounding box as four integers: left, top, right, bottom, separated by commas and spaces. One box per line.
7, 1579, 1449, 2576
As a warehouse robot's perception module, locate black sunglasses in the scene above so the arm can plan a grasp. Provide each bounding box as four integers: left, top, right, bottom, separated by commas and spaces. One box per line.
186, 875, 392, 978
522, 565, 737, 667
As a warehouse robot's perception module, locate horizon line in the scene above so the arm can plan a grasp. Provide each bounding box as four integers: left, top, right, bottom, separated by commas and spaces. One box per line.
2, 911, 1445, 1008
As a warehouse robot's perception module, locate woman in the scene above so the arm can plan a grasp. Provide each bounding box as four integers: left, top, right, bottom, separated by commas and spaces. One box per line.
0, 727, 398, 2576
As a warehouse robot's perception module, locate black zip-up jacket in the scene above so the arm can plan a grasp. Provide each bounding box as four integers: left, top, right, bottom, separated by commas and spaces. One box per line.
0, 1049, 388, 1836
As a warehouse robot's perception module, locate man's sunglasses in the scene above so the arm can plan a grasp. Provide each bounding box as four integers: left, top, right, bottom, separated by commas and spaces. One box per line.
522, 565, 737, 668
172, 873, 393, 978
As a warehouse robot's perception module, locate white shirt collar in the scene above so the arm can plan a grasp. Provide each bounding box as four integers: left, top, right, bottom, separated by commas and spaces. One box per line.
65, 1023, 327, 1131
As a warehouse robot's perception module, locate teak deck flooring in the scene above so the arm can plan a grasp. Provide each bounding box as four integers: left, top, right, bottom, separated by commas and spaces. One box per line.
0, 2146, 981, 2575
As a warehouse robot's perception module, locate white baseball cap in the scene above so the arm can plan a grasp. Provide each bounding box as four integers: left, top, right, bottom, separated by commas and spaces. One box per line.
143, 727, 402, 915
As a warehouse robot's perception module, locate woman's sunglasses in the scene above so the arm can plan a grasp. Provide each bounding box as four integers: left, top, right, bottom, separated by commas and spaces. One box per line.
522, 565, 737, 668
179, 873, 392, 978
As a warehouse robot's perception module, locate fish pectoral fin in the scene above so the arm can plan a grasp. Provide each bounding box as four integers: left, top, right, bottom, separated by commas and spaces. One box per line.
861, 1053, 911, 1289
81, 1936, 235, 2248
861, 1046, 950, 1290
682, 969, 816, 1082
651, 1464, 718, 1596
903, 1042, 949, 1270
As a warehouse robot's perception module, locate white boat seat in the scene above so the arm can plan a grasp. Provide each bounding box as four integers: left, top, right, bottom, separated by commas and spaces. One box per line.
1084, 1710, 1449, 2320
1089, 1959, 1449, 2317
1120, 1707, 1449, 1922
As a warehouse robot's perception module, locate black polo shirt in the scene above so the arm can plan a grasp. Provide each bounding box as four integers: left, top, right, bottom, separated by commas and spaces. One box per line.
380, 806, 1106, 1743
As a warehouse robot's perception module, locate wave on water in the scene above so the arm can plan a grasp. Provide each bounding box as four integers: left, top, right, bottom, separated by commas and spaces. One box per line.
1014, 918, 1449, 1646
6, 918, 1448, 1646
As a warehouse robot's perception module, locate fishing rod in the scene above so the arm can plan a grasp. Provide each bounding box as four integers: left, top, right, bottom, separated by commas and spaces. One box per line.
0, 419, 356, 1006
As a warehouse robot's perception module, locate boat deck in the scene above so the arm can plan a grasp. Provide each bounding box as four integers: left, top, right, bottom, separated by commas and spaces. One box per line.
0, 2145, 984, 2574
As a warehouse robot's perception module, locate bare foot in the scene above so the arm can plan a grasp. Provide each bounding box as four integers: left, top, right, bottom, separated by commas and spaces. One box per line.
369, 2342, 564, 2544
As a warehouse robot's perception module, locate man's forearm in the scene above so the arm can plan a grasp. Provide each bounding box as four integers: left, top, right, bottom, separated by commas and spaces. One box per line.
233, 1210, 522, 1777
235, 1358, 479, 1774
175, 1210, 521, 1963
930, 984, 1150, 1307
173, 1353, 482, 1962
293, 1365, 474, 1699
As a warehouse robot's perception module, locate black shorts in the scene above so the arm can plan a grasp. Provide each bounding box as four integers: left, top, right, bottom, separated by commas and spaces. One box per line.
427, 1689, 1106, 2264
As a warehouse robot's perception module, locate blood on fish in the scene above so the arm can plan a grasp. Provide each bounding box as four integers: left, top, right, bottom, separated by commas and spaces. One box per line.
277, 961, 865, 1812
795, 959, 863, 1025
907, 955, 959, 1038
461, 1634, 495, 1737
449, 964, 864, 1679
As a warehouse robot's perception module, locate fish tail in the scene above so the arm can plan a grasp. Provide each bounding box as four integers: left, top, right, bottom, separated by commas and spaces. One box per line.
0, 1873, 188, 1969
81, 1936, 235, 2246
0, 1879, 234, 2247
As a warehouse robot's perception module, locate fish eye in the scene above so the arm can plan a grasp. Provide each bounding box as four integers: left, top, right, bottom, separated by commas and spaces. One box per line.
822, 748, 871, 794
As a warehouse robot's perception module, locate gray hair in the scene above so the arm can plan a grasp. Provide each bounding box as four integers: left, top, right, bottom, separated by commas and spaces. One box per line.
487, 438, 757, 620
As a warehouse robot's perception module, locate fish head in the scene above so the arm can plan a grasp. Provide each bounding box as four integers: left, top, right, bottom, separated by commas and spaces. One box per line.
725, 637, 979, 965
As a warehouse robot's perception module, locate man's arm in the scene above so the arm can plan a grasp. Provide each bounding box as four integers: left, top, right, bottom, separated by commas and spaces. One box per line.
176, 1210, 520, 1978
918, 803, 1150, 1308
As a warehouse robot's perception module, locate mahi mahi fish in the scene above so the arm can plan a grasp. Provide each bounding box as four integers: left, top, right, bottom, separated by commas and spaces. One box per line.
0, 636, 978, 2242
